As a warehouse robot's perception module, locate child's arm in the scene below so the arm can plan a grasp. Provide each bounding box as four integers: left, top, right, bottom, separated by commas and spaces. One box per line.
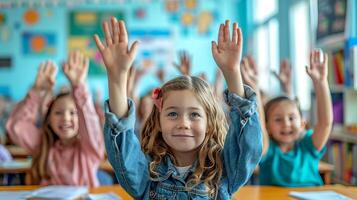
6, 61, 57, 154
212, 20, 244, 97
241, 56, 269, 156
212, 20, 262, 193
273, 59, 293, 97
93, 18, 138, 117
62, 51, 104, 161
94, 18, 148, 198
306, 50, 333, 151
173, 50, 191, 75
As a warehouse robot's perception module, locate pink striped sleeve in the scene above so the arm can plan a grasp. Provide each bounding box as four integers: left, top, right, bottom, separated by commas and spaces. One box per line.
6, 90, 43, 154
73, 83, 104, 162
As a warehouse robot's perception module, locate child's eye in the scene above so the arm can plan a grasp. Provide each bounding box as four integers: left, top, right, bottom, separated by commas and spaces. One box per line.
71, 111, 78, 115
55, 111, 63, 115
289, 116, 296, 121
274, 118, 282, 122
167, 112, 178, 118
190, 112, 201, 119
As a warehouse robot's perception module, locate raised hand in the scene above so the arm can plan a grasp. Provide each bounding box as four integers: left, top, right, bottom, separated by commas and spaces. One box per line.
306, 49, 328, 83
33, 61, 57, 91
62, 51, 89, 86
93, 17, 138, 80
212, 20, 242, 73
173, 51, 191, 75
272, 59, 292, 95
212, 20, 244, 97
241, 55, 259, 90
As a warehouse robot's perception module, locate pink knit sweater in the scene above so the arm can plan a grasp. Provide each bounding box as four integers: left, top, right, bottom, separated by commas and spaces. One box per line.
6, 84, 104, 187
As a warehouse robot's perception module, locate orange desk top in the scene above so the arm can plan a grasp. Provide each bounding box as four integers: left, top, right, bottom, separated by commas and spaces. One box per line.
0, 185, 356, 200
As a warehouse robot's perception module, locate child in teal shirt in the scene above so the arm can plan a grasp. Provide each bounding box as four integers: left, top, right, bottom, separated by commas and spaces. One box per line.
241, 50, 333, 187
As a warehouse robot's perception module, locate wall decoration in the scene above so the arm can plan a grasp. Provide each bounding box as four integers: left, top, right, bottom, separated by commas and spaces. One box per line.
134, 8, 146, 19
0, 25, 11, 42
68, 10, 124, 76
130, 29, 173, 71
317, 0, 347, 45
185, 0, 197, 10
165, 0, 179, 13
181, 12, 194, 26
0, 57, 11, 68
22, 32, 56, 55
165, 0, 217, 36
197, 11, 213, 35
0, 13, 5, 25
23, 9, 39, 25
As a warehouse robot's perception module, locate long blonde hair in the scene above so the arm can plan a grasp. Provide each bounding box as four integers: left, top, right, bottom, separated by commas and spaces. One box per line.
141, 76, 227, 197
30, 92, 70, 184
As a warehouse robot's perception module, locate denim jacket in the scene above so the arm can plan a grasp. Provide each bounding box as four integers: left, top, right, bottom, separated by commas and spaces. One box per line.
104, 85, 262, 199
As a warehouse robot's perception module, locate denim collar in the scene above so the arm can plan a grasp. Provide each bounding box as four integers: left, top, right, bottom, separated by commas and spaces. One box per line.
152, 156, 198, 182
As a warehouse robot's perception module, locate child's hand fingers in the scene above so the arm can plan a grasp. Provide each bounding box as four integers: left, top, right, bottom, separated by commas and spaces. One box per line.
232, 22, 238, 44
103, 21, 113, 46
218, 24, 224, 46
224, 20, 230, 42
129, 40, 139, 58
211, 41, 219, 58
305, 65, 312, 76
74, 51, 80, 66
119, 20, 128, 44
93, 34, 105, 52
62, 63, 69, 78
237, 27, 242, 48
111, 17, 119, 44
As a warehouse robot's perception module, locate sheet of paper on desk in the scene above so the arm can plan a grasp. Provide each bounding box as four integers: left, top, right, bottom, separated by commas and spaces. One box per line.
0, 160, 31, 168
0, 191, 32, 199
289, 190, 352, 200
29, 185, 88, 199
87, 192, 122, 200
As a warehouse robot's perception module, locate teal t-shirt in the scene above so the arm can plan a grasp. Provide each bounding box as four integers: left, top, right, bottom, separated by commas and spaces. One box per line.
259, 130, 326, 187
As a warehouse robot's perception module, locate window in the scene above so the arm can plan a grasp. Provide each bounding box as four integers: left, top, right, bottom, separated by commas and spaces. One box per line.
252, 0, 279, 94
290, 1, 311, 110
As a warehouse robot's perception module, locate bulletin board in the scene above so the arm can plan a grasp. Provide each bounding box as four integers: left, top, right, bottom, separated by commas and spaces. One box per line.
68, 10, 124, 76
316, 0, 347, 45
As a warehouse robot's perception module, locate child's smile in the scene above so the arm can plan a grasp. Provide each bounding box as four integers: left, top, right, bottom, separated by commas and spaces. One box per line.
159, 89, 207, 164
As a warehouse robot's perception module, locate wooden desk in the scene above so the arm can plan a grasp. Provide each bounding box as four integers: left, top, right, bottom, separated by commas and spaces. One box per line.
233, 185, 357, 200
0, 185, 133, 200
1, 158, 113, 174
0, 185, 356, 200
6, 145, 29, 158
0, 159, 31, 174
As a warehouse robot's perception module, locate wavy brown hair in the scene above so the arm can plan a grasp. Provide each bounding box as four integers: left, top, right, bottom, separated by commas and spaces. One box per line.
141, 76, 227, 197
30, 92, 71, 184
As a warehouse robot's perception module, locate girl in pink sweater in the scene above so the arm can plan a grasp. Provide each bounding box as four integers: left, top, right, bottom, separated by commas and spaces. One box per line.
6, 51, 104, 187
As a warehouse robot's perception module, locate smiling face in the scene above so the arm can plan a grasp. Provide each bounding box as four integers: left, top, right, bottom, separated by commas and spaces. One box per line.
48, 95, 79, 140
266, 100, 305, 146
159, 90, 207, 157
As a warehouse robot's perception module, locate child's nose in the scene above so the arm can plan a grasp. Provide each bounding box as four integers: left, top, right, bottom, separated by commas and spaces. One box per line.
177, 116, 190, 129
63, 112, 71, 121
283, 118, 291, 126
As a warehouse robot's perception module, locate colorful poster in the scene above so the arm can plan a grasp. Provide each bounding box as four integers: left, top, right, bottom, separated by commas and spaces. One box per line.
317, 0, 347, 45
130, 29, 173, 71
68, 10, 124, 76
0, 57, 11, 68
22, 32, 56, 55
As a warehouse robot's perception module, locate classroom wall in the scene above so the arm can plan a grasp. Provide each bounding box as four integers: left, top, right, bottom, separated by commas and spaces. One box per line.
0, 0, 245, 102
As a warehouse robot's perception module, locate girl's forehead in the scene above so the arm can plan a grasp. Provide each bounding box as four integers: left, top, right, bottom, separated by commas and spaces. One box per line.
52, 96, 75, 109
163, 90, 204, 108
269, 101, 299, 114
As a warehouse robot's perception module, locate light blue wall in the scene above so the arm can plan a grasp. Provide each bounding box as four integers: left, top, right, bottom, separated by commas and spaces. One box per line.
0, 1, 244, 101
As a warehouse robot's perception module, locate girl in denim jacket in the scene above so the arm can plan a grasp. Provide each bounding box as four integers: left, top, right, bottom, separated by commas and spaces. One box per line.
94, 17, 262, 199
